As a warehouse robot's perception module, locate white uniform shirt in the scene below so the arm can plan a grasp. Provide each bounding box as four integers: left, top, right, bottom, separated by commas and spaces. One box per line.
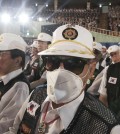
98, 66, 109, 96
41, 70, 47, 79
36, 92, 85, 134
87, 69, 104, 95
0, 69, 29, 133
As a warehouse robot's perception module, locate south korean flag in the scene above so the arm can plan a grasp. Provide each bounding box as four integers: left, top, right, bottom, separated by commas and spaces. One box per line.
27, 101, 40, 116
108, 77, 117, 84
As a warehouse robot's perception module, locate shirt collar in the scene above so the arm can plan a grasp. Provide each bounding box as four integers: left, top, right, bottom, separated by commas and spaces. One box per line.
57, 91, 84, 129
0, 68, 23, 85
42, 91, 85, 129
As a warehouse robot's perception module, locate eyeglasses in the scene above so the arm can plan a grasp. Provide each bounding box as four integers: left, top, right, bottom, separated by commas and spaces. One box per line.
42, 56, 88, 73
110, 52, 117, 57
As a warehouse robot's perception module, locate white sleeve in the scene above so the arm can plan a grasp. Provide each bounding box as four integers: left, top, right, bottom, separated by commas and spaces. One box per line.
98, 66, 109, 96
3, 92, 33, 134
110, 125, 120, 134
0, 82, 29, 133
41, 70, 47, 79
87, 70, 103, 95
101, 58, 106, 68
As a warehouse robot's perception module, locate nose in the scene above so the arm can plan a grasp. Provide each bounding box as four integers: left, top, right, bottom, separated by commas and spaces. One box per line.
59, 62, 64, 69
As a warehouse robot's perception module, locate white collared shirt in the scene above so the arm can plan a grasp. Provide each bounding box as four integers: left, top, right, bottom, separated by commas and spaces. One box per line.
0, 68, 29, 133
39, 92, 84, 134
1, 68, 23, 85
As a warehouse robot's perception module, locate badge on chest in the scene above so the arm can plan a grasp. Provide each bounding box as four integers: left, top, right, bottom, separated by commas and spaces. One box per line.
108, 77, 117, 84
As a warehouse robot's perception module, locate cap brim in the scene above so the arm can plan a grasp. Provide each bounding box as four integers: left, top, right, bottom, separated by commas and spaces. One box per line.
38, 42, 95, 59
107, 49, 119, 54
34, 38, 43, 41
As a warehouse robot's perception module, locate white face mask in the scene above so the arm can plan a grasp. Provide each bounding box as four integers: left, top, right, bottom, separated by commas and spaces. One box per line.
47, 69, 83, 104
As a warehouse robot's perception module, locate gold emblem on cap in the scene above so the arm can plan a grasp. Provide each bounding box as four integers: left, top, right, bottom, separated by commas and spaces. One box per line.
62, 28, 78, 40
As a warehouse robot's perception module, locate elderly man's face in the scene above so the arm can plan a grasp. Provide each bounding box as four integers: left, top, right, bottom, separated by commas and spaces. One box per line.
110, 51, 120, 63
0, 51, 17, 76
102, 48, 107, 53
37, 41, 48, 52
31, 47, 38, 56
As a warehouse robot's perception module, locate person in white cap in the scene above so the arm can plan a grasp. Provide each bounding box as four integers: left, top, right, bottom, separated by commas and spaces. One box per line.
101, 45, 111, 68
30, 33, 52, 90
87, 42, 110, 93
93, 42, 104, 72
107, 45, 120, 63
99, 45, 120, 116
5, 25, 120, 134
35, 32, 52, 52
24, 41, 40, 83
102, 46, 107, 57
0, 33, 30, 133
85, 42, 103, 90
86, 45, 111, 95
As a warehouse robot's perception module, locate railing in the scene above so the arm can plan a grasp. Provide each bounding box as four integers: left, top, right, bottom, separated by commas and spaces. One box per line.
88, 27, 120, 37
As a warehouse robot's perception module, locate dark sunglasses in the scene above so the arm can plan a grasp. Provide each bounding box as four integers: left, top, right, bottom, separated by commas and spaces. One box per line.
42, 56, 88, 72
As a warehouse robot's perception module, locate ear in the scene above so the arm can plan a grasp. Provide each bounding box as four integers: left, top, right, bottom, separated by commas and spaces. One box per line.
14, 57, 22, 66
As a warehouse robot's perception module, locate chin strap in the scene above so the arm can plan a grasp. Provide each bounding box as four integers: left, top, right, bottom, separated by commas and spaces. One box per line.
81, 65, 90, 79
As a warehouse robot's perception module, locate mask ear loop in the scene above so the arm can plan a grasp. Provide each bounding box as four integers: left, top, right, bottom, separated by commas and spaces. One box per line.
80, 65, 90, 79
79, 65, 90, 93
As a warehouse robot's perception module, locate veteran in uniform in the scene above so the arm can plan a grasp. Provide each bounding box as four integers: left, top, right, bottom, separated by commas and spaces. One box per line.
24, 41, 40, 83
0, 33, 30, 133
99, 45, 120, 117
4, 25, 120, 134
30, 33, 52, 90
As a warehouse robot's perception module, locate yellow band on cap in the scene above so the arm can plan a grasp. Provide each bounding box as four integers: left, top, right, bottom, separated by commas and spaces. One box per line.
0, 36, 3, 42
49, 40, 94, 55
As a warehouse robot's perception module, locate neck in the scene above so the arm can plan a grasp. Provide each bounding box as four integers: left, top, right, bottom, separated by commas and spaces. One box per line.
114, 58, 120, 63
52, 102, 65, 109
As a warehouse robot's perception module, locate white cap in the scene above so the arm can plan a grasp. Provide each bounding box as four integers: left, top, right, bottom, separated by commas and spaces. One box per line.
102, 46, 107, 49
93, 42, 102, 52
38, 24, 95, 59
107, 45, 119, 54
0, 33, 28, 52
35, 33, 52, 42
30, 41, 38, 48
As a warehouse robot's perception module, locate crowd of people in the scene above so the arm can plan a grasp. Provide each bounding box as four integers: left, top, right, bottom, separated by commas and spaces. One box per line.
39, 6, 120, 34
108, 6, 120, 32
41, 8, 100, 29
0, 22, 120, 134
